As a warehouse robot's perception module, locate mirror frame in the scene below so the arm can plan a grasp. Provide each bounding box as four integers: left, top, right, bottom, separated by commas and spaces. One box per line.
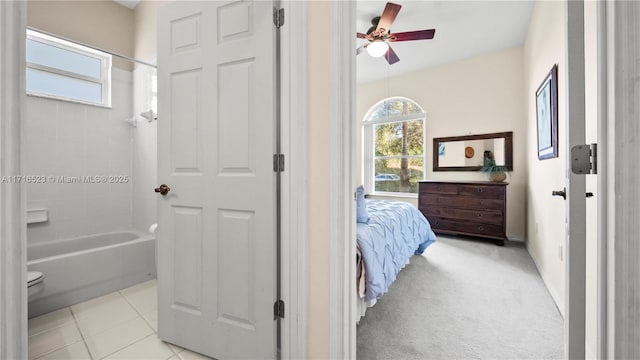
433, 131, 513, 172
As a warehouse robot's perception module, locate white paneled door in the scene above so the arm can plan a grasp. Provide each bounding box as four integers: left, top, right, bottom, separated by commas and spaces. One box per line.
157, 1, 276, 359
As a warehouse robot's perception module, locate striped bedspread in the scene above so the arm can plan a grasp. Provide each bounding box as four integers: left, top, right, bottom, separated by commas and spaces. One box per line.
356, 199, 436, 302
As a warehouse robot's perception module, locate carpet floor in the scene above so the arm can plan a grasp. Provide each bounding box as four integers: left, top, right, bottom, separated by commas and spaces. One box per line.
356, 236, 564, 360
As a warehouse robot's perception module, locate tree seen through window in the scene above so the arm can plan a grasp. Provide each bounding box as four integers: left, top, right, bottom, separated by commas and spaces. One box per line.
365, 98, 425, 194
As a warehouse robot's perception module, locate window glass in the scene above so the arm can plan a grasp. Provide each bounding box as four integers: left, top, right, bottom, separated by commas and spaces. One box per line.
27, 68, 102, 104
374, 119, 423, 157
374, 157, 423, 193
27, 39, 102, 79
364, 97, 425, 195
26, 29, 111, 106
368, 98, 423, 121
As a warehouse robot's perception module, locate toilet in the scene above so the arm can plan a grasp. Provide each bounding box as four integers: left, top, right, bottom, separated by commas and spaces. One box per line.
28, 271, 45, 302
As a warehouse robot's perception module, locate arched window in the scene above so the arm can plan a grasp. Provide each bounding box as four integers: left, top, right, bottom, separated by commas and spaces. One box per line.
362, 97, 425, 195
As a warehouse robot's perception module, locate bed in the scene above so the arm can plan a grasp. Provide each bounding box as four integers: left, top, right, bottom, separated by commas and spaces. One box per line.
356, 198, 437, 320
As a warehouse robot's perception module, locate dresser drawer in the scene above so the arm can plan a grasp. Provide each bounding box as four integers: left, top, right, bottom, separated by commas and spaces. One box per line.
454, 221, 504, 238
419, 183, 458, 195
458, 185, 505, 199
419, 194, 504, 210
427, 217, 504, 238
424, 216, 457, 232
422, 207, 503, 225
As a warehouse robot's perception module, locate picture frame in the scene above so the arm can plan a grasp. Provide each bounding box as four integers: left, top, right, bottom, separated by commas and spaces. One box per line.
536, 64, 559, 160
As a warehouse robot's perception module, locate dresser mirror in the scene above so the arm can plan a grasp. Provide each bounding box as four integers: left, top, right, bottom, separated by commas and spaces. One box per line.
433, 131, 513, 171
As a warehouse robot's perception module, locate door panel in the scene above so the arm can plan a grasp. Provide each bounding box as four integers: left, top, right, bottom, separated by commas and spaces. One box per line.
170, 71, 202, 172
158, 1, 276, 358
172, 206, 203, 312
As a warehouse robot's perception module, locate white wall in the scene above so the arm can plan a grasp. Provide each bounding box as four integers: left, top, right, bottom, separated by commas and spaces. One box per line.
130, 1, 167, 234
358, 47, 527, 239
525, 4, 599, 356
307, 2, 330, 358
524, 0, 566, 311
25, 69, 133, 244
27, 0, 135, 71
134, 1, 170, 64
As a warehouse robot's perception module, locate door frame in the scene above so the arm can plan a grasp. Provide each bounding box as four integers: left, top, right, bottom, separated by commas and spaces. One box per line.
327, 1, 357, 359
596, 0, 608, 358
603, 1, 640, 357
0, 1, 27, 359
328, 1, 611, 358
0, 1, 309, 358
279, 1, 309, 358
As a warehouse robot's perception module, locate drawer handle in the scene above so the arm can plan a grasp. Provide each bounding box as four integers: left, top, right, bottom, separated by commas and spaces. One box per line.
477, 188, 484, 193
477, 213, 483, 218
477, 226, 485, 231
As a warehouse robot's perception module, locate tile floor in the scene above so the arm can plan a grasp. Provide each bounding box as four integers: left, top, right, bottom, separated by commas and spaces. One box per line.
28, 280, 213, 360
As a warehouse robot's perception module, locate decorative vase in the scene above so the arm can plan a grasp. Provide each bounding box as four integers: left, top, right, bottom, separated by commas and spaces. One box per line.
489, 172, 507, 183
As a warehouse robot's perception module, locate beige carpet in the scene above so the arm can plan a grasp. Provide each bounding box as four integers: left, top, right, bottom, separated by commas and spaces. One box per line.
356, 236, 564, 359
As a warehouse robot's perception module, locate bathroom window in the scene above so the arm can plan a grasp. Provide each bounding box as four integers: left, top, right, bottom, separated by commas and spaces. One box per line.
26, 29, 112, 107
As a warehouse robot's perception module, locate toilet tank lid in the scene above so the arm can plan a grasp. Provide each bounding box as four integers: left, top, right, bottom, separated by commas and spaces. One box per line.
28, 271, 43, 285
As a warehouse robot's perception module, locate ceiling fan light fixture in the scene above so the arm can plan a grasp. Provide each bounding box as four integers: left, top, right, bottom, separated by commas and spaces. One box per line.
367, 41, 389, 58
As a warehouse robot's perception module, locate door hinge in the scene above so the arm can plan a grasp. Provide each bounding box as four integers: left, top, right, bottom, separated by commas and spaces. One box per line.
274, 299, 285, 319
273, 7, 284, 28
571, 143, 597, 175
273, 154, 285, 172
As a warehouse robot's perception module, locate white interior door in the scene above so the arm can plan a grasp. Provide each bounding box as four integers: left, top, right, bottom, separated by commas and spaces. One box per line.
157, 1, 276, 358
564, 1, 587, 358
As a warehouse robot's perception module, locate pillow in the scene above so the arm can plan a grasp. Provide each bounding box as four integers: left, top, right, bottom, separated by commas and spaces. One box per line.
356, 185, 369, 223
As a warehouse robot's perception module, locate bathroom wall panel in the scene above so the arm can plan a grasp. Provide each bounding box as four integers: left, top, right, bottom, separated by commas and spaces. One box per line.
132, 64, 158, 234
25, 68, 134, 244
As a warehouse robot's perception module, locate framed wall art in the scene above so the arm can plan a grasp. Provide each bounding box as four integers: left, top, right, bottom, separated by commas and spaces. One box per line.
536, 64, 559, 160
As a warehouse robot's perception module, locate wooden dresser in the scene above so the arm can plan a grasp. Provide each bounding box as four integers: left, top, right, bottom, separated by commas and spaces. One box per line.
418, 181, 508, 246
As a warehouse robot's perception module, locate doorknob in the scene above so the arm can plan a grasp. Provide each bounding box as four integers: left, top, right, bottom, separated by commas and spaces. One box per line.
154, 184, 171, 196
552, 188, 566, 200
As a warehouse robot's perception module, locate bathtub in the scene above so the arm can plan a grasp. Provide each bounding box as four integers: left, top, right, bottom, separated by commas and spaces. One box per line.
27, 231, 156, 318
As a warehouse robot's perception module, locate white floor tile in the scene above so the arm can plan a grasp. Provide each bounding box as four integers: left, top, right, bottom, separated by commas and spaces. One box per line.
167, 343, 183, 355
84, 316, 154, 359
140, 310, 158, 332
168, 356, 180, 360
70, 292, 132, 319
103, 334, 174, 360
72, 292, 139, 337
28, 308, 74, 337
34, 341, 91, 360
177, 349, 215, 360
120, 279, 157, 315
28, 323, 83, 360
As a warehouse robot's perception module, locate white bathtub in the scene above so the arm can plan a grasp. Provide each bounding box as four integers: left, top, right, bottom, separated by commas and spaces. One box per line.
27, 231, 156, 318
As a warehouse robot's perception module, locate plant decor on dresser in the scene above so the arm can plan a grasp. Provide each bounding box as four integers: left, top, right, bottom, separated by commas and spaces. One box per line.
480, 150, 509, 182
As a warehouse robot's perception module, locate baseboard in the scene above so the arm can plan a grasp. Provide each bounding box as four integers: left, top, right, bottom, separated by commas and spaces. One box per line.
526, 243, 564, 318
507, 235, 525, 242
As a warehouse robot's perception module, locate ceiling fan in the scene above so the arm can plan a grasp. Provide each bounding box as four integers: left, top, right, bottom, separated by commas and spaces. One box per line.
357, 2, 436, 65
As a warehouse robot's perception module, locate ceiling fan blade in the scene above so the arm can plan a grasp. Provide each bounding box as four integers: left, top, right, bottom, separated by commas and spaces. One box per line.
356, 44, 368, 56
390, 29, 436, 42
357, 32, 367, 39
384, 46, 400, 65
376, 2, 401, 33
